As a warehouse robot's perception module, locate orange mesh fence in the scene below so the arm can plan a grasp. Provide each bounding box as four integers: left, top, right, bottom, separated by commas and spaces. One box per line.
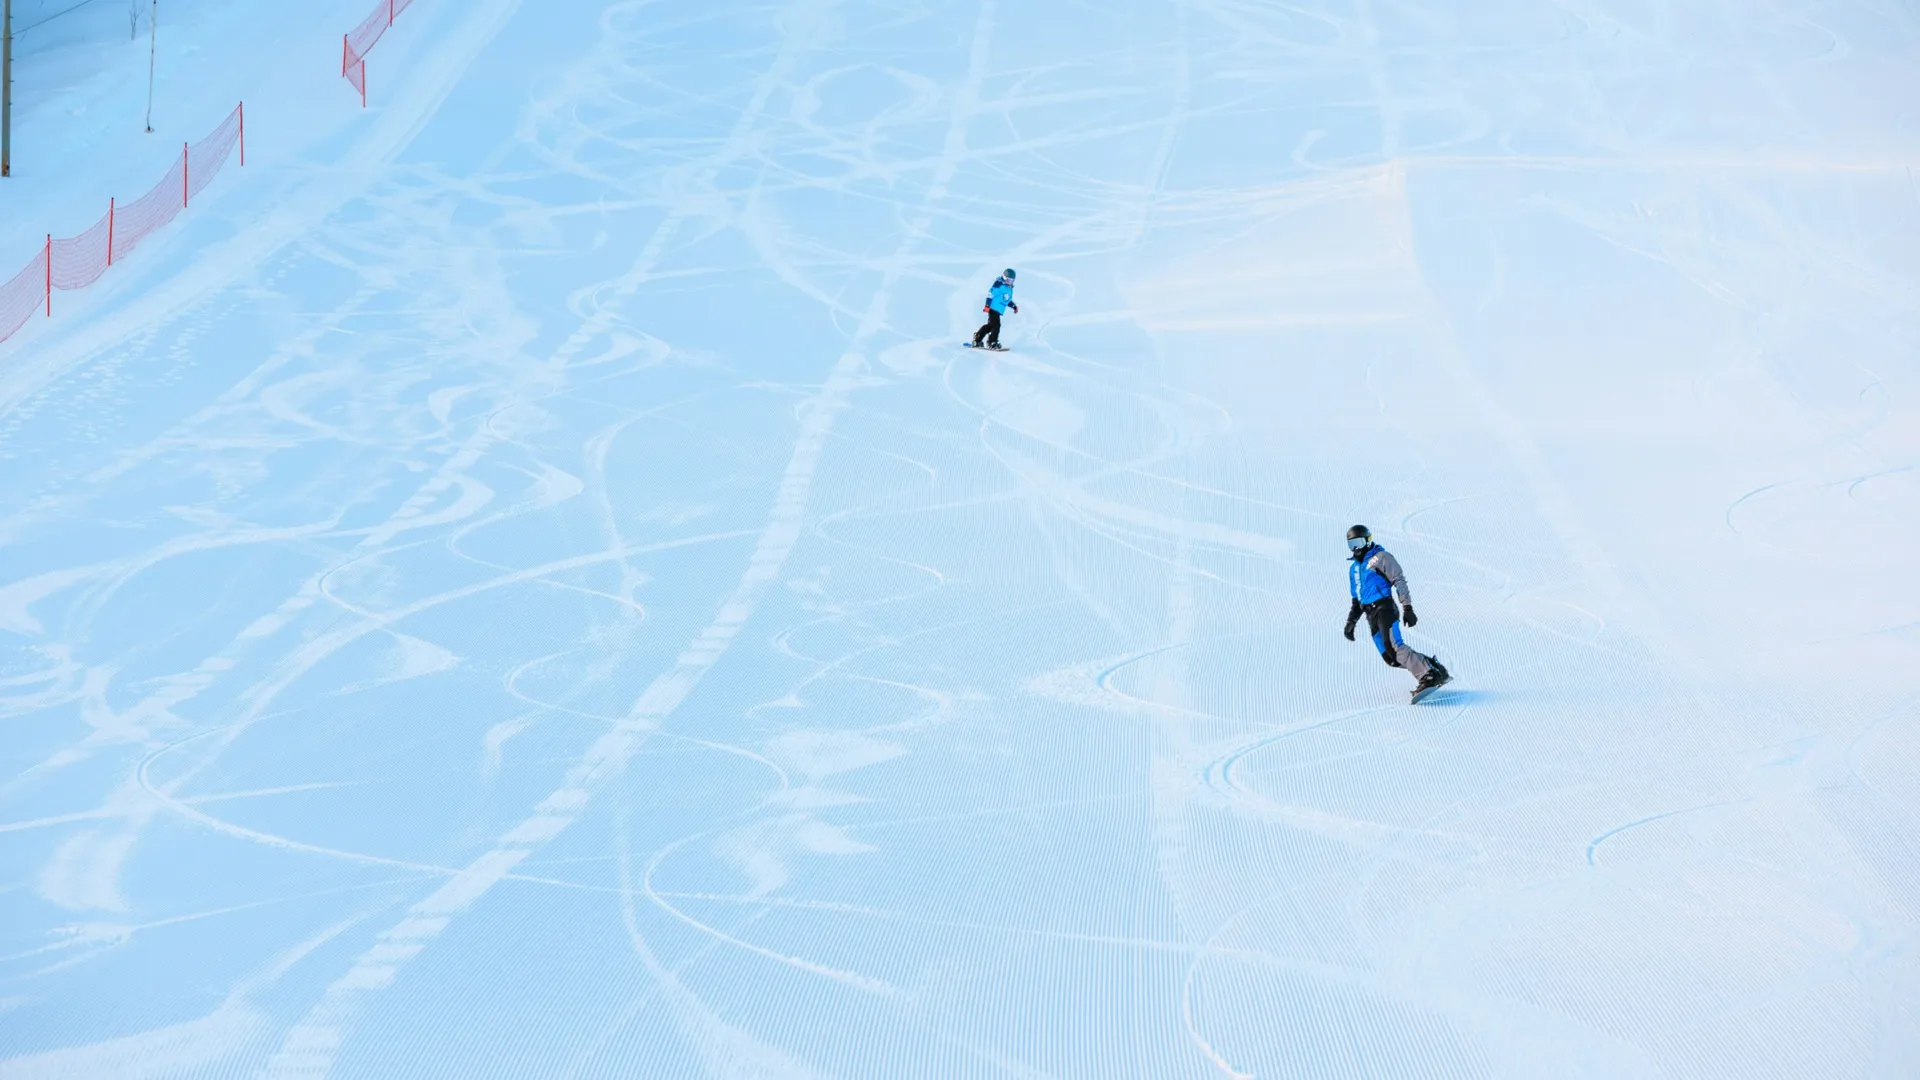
342, 0, 418, 106
50, 210, 114, 292
1, 103, 245, 347
188, 107, 244, 203
109, 151, 188, 266
0, 247, 49, 344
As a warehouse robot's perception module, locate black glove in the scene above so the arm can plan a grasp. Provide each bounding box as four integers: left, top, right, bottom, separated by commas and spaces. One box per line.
1010, 303, 1019, 314
1343, 598, 1361, 641
1402, 604, 1418, 628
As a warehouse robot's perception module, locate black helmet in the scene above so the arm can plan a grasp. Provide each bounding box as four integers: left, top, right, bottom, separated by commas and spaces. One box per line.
1346, 524, 1372, 554
1003, 268, 1016, 280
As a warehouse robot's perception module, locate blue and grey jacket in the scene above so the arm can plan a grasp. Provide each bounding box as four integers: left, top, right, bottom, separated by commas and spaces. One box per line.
1349, 544, 1413, 606
985, 277, 1017, 314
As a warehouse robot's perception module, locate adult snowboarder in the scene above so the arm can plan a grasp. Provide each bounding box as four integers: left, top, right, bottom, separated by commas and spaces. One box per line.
1342, 524, 1451, 701
968, 269, 1018, 350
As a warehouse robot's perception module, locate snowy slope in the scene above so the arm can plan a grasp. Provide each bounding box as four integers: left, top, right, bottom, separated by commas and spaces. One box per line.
2, 0, 1918, 1077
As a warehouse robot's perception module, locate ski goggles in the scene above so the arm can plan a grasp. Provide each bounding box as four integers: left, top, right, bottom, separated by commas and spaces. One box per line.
1346, 535, 1371, 552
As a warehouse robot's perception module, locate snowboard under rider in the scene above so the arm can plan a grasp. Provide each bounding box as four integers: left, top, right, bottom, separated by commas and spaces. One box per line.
1343, 525, 1451, 697
971, 269, 1018, 350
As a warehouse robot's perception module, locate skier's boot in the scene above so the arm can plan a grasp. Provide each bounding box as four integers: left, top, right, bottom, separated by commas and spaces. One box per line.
1411, 660, 1451, 703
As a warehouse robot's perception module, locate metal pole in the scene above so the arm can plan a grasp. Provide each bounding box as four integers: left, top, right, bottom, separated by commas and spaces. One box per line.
3, 0, 13, 177
144, 0, 157, 133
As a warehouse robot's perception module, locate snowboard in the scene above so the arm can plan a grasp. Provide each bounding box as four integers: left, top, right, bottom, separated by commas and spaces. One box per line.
1410, 670, 1453, 704
962, 342, 1007, 351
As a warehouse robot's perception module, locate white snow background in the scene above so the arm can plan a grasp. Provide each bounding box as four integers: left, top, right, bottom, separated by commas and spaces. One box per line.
1, 0, 1918, 1076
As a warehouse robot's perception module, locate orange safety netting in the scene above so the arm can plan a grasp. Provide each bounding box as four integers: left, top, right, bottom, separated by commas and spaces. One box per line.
343, 0, 418, 106
1, 103, 245, 347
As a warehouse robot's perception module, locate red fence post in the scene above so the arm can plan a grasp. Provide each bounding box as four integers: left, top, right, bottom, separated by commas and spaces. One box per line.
389, 0, 394, 27
343, 34, 349, 77
45, 235, 51, 317
107, 198, 116, 266
238, 102, 246, 166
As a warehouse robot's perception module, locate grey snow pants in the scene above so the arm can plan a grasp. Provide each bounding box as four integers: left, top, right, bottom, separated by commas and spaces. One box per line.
1364, 598, 1433, 682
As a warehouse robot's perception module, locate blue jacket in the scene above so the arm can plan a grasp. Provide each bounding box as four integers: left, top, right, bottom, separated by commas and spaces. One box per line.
985, 278, 1016, 314
1349, 544, 1412, 605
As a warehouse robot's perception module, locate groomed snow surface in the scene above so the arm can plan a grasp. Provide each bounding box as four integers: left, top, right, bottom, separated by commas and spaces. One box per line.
3, 0, 1919, 1076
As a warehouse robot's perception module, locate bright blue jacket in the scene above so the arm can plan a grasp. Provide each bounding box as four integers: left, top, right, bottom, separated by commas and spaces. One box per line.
1349, 545, 1405, 605
986, 278, 1016, 314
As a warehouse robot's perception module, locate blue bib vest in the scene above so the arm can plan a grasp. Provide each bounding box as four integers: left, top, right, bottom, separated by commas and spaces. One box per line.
986, 280, 1015, 313
1350, 545, 1394, 604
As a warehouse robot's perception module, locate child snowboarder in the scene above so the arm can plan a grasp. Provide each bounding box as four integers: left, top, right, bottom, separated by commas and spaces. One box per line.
1342, 524, 1452, 701
968, 269, 1018, 350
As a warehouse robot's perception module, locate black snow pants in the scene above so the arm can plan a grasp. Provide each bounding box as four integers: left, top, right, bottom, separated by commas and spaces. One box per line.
973, 309, 1002, 347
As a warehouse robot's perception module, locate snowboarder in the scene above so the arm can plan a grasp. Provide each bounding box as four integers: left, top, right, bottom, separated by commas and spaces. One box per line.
1342, 524, 1451, 701
968, 269, 1018, 350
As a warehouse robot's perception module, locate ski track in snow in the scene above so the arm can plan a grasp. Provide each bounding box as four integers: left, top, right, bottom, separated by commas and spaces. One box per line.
1, 0, 1918, 1077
